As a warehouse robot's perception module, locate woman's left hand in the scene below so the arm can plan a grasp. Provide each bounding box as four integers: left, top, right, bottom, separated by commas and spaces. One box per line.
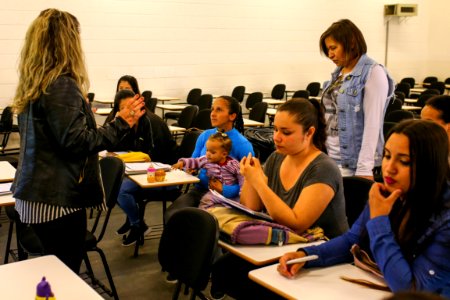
117, 94, 145, 127
240, 153, 267, 187
368, 183, 402, 219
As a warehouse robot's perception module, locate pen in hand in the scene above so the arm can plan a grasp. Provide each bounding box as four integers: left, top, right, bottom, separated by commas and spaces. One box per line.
286, 254, 319, 265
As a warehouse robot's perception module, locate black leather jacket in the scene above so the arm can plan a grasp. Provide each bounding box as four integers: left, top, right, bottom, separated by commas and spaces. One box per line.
12, 76, 130, 208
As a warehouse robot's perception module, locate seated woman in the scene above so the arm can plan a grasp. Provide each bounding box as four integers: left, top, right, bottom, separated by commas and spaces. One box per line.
104, 75, 141, 124
106, 89, 177, 246
278, 119, 450, 298
210, 98, 349, 300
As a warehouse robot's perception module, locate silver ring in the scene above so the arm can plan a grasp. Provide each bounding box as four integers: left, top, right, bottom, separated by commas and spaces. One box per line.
130, 110, 135, 116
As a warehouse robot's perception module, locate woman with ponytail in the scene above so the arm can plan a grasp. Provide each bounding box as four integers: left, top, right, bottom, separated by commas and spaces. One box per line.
209, 98, 349, 300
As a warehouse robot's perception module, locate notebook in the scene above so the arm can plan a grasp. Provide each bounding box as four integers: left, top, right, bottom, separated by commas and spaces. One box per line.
125, 162, 172, 175
210, 190, 273, 222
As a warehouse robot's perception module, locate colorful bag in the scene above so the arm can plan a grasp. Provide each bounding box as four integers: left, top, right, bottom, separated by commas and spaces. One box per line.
208, 206, 326, 245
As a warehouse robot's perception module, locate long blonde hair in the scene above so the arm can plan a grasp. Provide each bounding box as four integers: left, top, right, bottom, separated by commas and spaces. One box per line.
13, 8, 89, 113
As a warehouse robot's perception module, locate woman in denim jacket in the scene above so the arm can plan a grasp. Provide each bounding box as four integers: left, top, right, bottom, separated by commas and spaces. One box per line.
320, 19, 395, 179
279, 120, 450, 297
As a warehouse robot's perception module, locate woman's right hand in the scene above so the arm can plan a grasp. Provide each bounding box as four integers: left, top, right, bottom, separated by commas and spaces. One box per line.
277, 251, 307, 278
117, 94, 145, 127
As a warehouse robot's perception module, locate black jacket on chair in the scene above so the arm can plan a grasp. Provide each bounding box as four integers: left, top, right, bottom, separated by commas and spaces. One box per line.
12, 76, 131, 208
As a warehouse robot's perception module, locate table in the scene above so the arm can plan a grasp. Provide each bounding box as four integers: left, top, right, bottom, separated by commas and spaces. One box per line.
218, 240, 324, 266
0, 255, 103, 299
168, 125, 187, 134
156, 104, 188, 118
0, 161, 16, 183
0, 192, 14, 206
128, 169, 199, 189
249, 263, 391, 300
156, 96, 180, 104
404, 98, 418, 104
402, 105, 422, 111
410, 87, 426, 94
266, 108, 277, 116
243, 118, 264, 127
263, 99, 285, 106
93, 99, 114, 107
94, 107, 112, 115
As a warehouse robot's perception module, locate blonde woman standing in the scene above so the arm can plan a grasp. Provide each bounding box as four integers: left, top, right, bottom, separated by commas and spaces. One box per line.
11, 9, 144, 272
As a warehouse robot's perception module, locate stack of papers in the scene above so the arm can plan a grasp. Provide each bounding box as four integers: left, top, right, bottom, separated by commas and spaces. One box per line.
125, 162, 172, 175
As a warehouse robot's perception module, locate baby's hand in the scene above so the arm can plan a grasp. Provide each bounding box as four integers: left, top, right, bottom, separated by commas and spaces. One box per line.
172, 161, 183, 170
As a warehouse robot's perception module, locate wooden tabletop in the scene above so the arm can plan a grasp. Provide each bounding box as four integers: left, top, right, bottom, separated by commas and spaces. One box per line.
0, 161, 16, 183
128, 169, 199, 188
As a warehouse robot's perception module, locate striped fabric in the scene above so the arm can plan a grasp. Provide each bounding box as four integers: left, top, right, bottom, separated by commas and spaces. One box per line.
15, 198, 106, 224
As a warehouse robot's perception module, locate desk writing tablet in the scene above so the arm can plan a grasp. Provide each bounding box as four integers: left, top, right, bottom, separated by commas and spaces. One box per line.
0, 161, 16, 183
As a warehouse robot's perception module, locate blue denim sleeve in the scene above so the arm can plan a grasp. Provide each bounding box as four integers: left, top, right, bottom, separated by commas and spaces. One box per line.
367, 215, 450, 295
301, 206, 371, 268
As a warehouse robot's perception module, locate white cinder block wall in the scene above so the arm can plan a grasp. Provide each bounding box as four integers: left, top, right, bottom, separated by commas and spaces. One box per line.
0, 0, 449, 106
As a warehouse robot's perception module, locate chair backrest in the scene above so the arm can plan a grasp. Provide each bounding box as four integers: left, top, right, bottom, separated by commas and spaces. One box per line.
423, 76, 438, 85
445, 77, 450, 85
158, 207, 219, 293
306, 82, 321, 97
231, 86, 246, 103
87, 92, 95, 103
176, 129, 202, 159
186, 88, 202, 106
395, 82, 410, 98
383, 121, 397, 139
177, 105, 199, 129
400, 77, 415, 88
245, 92, 263, 110
192, 109, 213, 130
394, 91, 405, 104
343, 176, 374, 226
385, 110, 415, 123
270, 84, 286, 100
0, 106, 13, 132
429, 82, 445, 95
93, 156, 125, 241
417, 93, 436, 108
248, 102, 268, 123
197, 94, 213, 111
384, 97, 403, 119
422, 89, 440, 96
292, 90, 310, 99
142, 90, 157, 113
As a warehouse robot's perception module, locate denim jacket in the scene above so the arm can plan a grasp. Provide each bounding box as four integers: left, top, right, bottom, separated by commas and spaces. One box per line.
323, 54, 395, 171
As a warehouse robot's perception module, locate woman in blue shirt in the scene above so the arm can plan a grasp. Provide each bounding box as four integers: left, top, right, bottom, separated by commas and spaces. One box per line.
164, 95, 254, 222
278, 120, 450, 297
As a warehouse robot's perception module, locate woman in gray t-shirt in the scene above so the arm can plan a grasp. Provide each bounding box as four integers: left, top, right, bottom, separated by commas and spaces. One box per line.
240, 98, 348, 238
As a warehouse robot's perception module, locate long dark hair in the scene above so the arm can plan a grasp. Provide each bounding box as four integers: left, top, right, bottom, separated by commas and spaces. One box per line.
116, 75, 140, 95
386, 120, 449, 260
218, 95, 244, 133
277, 98, 327, 152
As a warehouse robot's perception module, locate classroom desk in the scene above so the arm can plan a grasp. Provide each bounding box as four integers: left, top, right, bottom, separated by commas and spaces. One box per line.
243, 118, 264, 127
168, 125, 187, 134
404, 98, 418, 104
94, 107, 112, 115
263, 99, 285, 106
0, 255, 103, 299
93, 99, 114, 107
156, 104, 188, 118
0, 192, 14, 207
128, 169, 199, 189
0, 161, 16, 183
266, 108, 277, 116
249, 263, 391, 300
402, 105, 422, 111
218, 240, 324, 266
156, 96, 181, 104
410, 87, 426, 94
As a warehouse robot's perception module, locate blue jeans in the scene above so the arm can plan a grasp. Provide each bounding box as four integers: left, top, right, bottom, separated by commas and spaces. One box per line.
117, 178, 175, 226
